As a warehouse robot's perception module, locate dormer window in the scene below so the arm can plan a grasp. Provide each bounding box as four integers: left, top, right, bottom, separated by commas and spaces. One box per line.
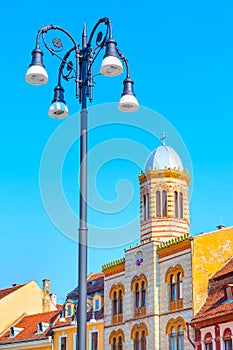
94, 298, 100, 311
9, 326, 24, 338
37, 322, 50, 333
225, 284, 233, 300
9, 327, 14, 338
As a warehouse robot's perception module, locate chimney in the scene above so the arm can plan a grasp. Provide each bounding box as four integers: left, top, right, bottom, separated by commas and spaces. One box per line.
42, 279, 51, 312
217, 224, 226, 230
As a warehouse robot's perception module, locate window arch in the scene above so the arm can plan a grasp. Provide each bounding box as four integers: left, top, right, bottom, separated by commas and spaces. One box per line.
156, 190, 167, 217
179, 193, 183, 218
223, 328, 232, 350
177, 272, 182, 300
143, 193, 149, 221
131, 323, 148, 350
109, 284, 125, 324
174, 191, 184, 219
165, 265, 185, 311
131, 275, 148, 317
109, 330, 125, 350
156, 191, 161, 217
166, 317, 185, 350
162, 190, 168, 217
170, 275, 176, 301
204, 332, 213, 350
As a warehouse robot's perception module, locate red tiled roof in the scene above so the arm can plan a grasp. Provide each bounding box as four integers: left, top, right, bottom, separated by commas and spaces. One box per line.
0, 307, 62, 344
191, 258, 233, 327
87, 272, 104, 282
67, 274, 104, 300
0, 284, 25, 300
211, 256, 233, 280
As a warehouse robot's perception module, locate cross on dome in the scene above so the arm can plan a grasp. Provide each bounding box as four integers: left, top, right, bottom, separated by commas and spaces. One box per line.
160, 132, 167, 146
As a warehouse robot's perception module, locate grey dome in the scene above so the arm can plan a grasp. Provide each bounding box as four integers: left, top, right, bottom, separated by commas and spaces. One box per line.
144, 145, 183, 173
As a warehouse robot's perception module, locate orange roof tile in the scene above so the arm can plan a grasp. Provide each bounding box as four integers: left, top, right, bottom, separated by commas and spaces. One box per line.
191, 258, 233, 327
0, 284, 25, 300
87, 272, 104, 282
0, 307, 62, 344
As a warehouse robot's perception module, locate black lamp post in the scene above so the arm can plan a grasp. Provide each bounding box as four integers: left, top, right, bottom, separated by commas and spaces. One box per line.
25, 17, 138, 350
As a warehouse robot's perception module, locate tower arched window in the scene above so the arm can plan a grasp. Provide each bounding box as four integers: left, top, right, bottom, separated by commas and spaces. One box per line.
143, 194, 149, 221
177, 272, 182, 299
162, 190, 168, 217
156, 191, 161, 217
179, 193, 183, 218
174, 191, 178, 218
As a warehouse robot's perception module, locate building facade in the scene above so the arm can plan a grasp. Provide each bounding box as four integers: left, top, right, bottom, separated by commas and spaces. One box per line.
102, 140, 233, 350
190, 257, 233, 350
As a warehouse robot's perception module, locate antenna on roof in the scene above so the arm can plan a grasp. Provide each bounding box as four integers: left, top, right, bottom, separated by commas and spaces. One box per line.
160, 132, 167, 146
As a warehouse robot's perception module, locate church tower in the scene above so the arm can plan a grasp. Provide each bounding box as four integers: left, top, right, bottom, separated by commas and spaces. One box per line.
139, 134, 190, 243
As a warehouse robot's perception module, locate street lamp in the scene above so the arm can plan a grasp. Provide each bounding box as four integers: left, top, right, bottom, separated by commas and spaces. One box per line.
25, 17, 138, 350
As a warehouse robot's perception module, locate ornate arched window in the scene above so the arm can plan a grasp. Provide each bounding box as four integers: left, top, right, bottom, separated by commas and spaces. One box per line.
141, 281, 146, 307
110, 284, 125, 324
131, 323, 148, 350
170, 275, 176, 301
156, 191, 161, 217
135, 283, 140, 308
141, 330, 146, 350
166, 317, 185, 350
134, 332, 140, 350
118, 336, 123, 350
109, 330, 125, 350
177, 272, 182, 299
162, 190, 168, 217
165, 265, 185, 311
112, 337, 117, 350
118, 289, 123, 314
223, 328, 232, 350
113, 291, 118, 316
204, 332, 213, 350
131, 275, 148, 317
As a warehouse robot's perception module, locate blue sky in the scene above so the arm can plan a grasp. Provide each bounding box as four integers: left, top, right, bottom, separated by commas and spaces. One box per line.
1, 0, 233, 303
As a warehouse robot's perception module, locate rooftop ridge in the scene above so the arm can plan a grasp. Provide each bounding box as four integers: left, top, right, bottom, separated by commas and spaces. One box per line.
102, 258, 125, 271
157, 233, 190, 251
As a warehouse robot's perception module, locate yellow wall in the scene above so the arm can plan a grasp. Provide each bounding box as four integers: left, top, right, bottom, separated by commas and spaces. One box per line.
53, 321, 104, 350
0, 280, 44, 334
192, 226, 233, 312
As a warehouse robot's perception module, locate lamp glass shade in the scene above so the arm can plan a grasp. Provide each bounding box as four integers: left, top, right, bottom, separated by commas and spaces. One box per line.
100, 56, 123, 77
48, 102, 69, 119
25, 65, 48, 85
118, 94, 139, 112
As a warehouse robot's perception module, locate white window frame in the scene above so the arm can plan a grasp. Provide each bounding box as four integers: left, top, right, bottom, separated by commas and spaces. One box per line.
89, 328, 99, 350
59, 333, 68, 350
